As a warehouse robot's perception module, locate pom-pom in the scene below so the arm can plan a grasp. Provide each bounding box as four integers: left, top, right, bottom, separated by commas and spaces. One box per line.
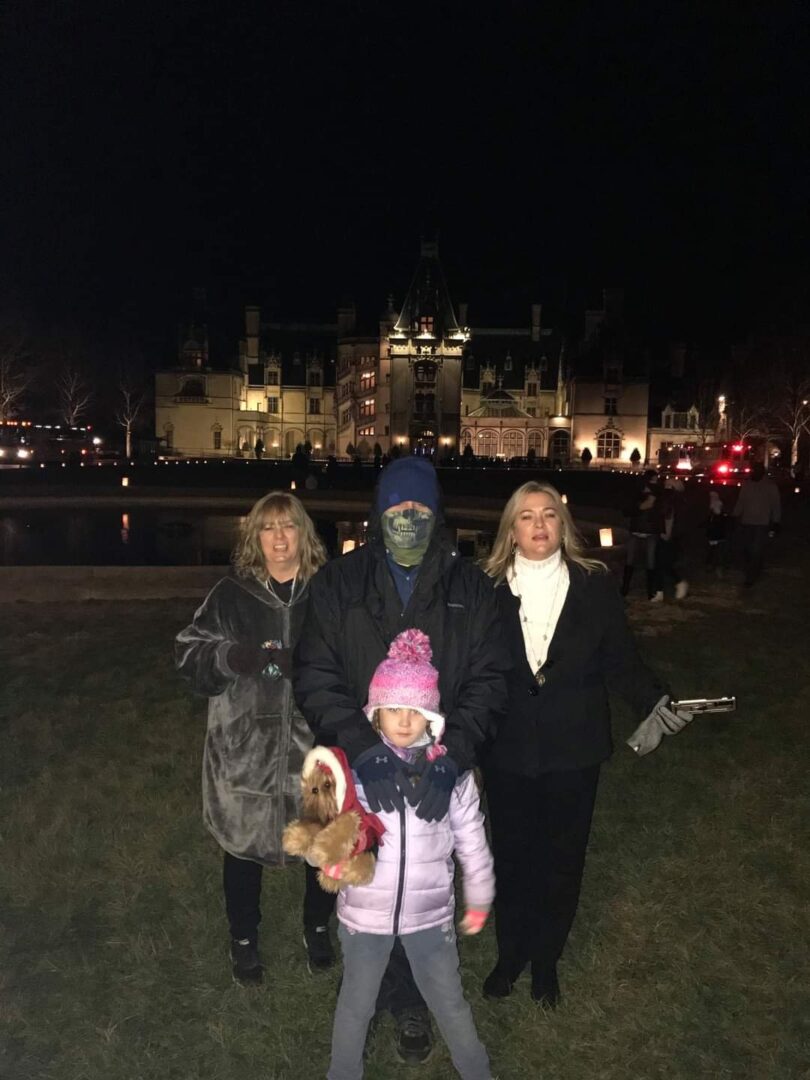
388, 629, 433, 665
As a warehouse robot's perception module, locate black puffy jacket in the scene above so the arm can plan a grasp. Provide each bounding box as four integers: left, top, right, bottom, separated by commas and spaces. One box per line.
293, 530, 510, 772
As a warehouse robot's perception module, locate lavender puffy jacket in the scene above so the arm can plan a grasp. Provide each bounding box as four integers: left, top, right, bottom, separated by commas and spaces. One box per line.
337, 770, 495, 936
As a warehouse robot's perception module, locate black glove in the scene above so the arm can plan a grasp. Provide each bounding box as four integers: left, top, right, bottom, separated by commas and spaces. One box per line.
227, 643, 269, 675
407, 755, 459, 822
354, 744, 407, 813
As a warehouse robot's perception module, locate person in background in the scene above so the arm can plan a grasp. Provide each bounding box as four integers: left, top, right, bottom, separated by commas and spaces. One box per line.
621, 469, 663, 600
324, 630, 495, 1080
706, 488, 731, 575
732, 463, 782, 587
175, 492, 336, 984
254, 437, 264, 461
481, 481, 690, 1008
294, 456, 508, 1066
653, 475, 689, 601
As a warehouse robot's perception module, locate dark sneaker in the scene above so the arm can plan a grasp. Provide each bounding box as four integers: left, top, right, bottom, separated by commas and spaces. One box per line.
530, 964, 560, 1009
303, 924, 335, 973
395, 1011, 434, 1065
230, 938, 263, 985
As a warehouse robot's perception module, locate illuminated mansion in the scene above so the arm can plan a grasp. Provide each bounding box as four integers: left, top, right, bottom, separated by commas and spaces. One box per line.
155, 244, 651, 465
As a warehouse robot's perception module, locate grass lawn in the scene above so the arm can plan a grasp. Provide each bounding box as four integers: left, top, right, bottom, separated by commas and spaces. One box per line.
1, 523, 809, 1079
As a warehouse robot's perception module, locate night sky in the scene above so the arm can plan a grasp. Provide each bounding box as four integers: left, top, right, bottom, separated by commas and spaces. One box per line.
2, 2, 808, 361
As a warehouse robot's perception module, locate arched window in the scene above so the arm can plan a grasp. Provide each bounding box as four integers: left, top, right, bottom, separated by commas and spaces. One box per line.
501, 430, 524, 457
461, 428, 473, 449
527, 429, 544, 454
178, 377, 206, 399
477, 429, 498, 457
597, 430, 622, 460
549, 429, 570, 461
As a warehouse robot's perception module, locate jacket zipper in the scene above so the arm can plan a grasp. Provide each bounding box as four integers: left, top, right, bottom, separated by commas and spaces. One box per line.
277, 603, 292, 863
392, 803, 407, 935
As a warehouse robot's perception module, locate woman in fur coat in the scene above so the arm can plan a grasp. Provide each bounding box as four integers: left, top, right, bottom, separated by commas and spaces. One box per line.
175, 491, 334, 984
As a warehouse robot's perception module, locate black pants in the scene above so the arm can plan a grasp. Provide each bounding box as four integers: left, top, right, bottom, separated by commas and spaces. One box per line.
738, 523, 769, 585
223, 853, 336, 942
656, 538, 685, 586
484, 765, 600, 977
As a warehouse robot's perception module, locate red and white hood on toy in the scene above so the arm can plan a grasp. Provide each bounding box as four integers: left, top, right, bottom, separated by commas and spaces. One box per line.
301, 745, 386, 854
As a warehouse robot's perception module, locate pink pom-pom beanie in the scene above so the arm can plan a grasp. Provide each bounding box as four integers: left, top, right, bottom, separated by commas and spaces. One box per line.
364, 629, 445, 735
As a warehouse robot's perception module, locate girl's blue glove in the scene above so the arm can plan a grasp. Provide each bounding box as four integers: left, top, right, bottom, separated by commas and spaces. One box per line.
354, 745, 407, 813
407, 756, 459, 822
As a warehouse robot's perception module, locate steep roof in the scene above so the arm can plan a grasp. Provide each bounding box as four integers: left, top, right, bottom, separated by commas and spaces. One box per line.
462, 328, 564, 390
393, 240, 460, 337
468, 387, 532, 418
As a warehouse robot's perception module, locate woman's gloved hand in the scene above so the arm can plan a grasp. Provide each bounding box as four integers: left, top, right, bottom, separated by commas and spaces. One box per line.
407, 755, 459, 822
353, 744, 407, 813
460, 908, 489, 935
627, 695, 695, 756
227, 643, 270, 675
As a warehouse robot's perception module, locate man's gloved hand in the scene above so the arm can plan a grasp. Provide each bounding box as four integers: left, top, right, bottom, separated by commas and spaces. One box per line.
627, 695, 695, 756
407, 755, 459, 822
227, 643, 270, 675
353, 744, 407, 813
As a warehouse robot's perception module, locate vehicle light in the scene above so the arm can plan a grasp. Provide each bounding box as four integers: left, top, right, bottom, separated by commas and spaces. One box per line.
716, 463, 729, 474
731, 443, 744, 453
17, 447, 31, 459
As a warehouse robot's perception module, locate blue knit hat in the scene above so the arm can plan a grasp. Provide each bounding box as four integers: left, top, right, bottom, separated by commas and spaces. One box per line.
376, 457, 440, 515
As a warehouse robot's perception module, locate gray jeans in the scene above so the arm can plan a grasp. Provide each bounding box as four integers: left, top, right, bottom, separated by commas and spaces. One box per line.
328, 922, 492, 1080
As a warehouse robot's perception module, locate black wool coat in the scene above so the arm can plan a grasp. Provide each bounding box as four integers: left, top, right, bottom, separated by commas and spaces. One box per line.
485, 563, 667, 776
293, 534, 510, 771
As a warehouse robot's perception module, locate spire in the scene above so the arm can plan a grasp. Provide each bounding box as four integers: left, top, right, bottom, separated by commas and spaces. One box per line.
393, 238, 460, 338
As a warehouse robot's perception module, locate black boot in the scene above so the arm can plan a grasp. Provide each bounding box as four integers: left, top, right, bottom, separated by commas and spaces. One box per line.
530, 963, 560, 1009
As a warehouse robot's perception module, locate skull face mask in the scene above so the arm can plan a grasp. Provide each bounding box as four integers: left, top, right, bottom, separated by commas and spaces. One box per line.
381, 507, 435, 567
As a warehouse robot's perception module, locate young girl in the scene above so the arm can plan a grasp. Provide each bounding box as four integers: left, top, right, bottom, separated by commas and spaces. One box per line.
318, 629, 495, 1080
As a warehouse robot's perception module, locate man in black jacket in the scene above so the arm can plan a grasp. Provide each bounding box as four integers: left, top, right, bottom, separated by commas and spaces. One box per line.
294, 456, 509, 1064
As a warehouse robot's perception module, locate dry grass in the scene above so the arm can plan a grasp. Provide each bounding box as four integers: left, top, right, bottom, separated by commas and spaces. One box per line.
1, 524, 809, 1079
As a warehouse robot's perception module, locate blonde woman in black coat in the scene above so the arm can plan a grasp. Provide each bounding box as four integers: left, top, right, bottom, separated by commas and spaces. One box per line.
481, 481, 690, 1007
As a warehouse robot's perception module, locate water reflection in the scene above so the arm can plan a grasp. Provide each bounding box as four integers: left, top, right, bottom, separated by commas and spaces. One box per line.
0, 510, 485, 567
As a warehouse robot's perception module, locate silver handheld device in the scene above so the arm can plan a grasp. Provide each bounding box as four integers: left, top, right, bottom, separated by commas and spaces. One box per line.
671, 696, 736, 714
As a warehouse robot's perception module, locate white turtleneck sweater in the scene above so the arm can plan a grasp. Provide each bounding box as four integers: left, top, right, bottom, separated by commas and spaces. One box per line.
508, 548, 570, 673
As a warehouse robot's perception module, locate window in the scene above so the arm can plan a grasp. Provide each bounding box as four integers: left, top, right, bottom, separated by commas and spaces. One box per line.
502, 430, 523, 456
360, 372, 376, 392
359, 399, 375, 418
357, 425, 375, 437
267, 369, 279, 385
178, 377, 206, 398
341, 407, 352, 425
414, 362, 436, 383
527, 430, 543, 453
526, 382, 537, 397
419, 315, 435, 334
549, 429, 570, 461
673, 411, 688, 428
504, 354, 513, 372
308, 371, 321, 387
664, 412, 672, 428
268, 396, 279, 414
477, 430, 498, 457
309, 398, 321, 415
213, 430, 222, 450
597, 430, 621, 459
604, 397, 617, 415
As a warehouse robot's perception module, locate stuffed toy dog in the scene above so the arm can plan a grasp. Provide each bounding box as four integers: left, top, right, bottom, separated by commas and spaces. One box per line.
282, 746, 385, 893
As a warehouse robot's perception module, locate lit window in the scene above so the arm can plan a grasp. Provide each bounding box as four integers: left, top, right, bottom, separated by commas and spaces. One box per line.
268, 397, 279, 414
597, 431, 621, 459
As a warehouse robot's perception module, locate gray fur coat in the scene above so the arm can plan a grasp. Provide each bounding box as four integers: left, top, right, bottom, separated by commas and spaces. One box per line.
175, 571, 313, 866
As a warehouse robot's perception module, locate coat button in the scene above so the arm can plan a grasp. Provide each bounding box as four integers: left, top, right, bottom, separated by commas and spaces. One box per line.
528, 685, 539, 697
536, 672, 546, 686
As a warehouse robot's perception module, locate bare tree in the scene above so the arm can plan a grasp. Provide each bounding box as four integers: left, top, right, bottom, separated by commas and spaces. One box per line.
691, 376, 723, 447
0, 333, 31, 420
57, 364, 93, 427
767, 347, 810, 472
116, 377, 146, 459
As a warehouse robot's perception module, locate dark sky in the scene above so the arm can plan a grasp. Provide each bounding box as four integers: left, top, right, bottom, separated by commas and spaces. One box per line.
2, 1, 808, 360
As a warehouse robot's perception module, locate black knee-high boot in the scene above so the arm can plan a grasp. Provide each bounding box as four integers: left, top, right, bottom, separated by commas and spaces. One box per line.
620, 566, 633, 596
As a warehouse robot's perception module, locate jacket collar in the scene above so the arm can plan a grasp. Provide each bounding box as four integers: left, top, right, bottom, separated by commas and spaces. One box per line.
227, 568, 309, 609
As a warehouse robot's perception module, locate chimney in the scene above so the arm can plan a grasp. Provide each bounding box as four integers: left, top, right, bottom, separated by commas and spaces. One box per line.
337, 301, 357, 337
245, 306, 260, 361
458, 302, 468, 325
531, 303, 542, 342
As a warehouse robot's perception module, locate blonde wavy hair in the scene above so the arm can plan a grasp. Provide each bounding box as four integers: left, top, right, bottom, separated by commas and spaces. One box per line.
483, 481, 606, 583
233, 491, 327, 583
